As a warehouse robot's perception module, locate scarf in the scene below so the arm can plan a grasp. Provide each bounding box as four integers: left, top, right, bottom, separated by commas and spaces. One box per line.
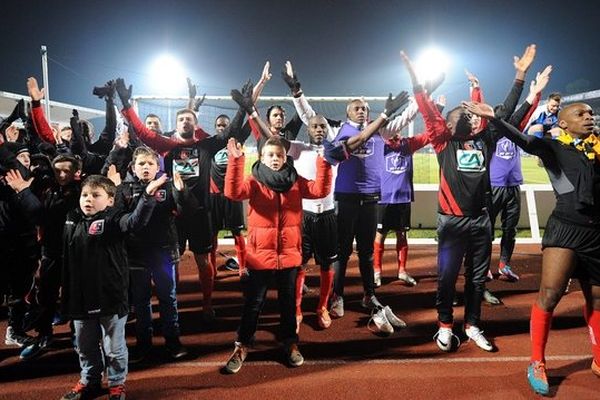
556, 130, 600, 161
251, 160, 298, 193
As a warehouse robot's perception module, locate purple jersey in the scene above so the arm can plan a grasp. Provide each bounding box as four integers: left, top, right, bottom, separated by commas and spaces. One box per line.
334, 122, 383, 195
490, 137, 523, 187
380, 139, 414, 204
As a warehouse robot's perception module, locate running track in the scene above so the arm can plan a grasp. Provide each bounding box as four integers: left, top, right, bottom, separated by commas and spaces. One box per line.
0, 244, 597, 399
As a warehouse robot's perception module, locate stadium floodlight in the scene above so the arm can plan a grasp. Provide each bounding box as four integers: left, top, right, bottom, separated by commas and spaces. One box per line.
148, 54, 187, 95
414, 46, 450, 83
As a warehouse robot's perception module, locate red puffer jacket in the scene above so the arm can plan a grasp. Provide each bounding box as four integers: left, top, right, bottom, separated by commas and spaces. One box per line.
224, 155, 331, 270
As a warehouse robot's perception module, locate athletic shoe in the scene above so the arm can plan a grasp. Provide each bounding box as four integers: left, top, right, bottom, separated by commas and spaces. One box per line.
286, 343, 304, 367
20, 335, 53, 361
108, 384, 126, 400
295, 313, 303, 334
383, 306, 407, 329
434, 326, 459, 352
165, 336, 188, 360
52, 312, 69, 326
316, 307, 332, 329
368, 307, 394, 335
499, 265, 519, 282
485, 270, 494, 282
60, 381, 102, 400
224, 342, 248, 374
592, 359, 600, 378
465, 325, 493, 352
361, 295, 383, 310
397, 271, 417, 286
5, 326, 34, 347
224, 257, 240, 271
483, 289, 502, 305
527, 361, 549, 396
374, 271, 382, 288
330, 294, 344, 318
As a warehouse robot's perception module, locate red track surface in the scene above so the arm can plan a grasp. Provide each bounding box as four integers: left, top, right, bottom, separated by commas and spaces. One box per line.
1, 244, 597, 399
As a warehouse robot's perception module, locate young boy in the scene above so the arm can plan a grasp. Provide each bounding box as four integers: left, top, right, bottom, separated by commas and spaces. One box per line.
223, 136, 331, 373
59, 174, 162, 400
115, 146, 188, 362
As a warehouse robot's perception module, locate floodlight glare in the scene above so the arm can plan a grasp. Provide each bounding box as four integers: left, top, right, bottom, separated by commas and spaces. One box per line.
414, 47, 450, 82
149, 54, 187, 95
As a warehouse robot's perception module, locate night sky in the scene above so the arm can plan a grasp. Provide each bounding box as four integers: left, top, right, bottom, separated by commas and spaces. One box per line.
2, 0, 598, 111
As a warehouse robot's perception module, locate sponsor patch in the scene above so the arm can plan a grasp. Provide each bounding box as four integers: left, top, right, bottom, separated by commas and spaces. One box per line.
154, 189, 167, 202
385, 153, 409, 174
456, 149, 486, 172
495, 137, 517, 160
88, 219, 105, 235
351, 138, 375, 158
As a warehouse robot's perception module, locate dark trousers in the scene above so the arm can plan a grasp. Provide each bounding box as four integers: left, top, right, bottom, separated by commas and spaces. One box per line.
4, 239, 39, 332
436, 213, 492, 326
36, 255, 62, 336
333, 198, 377, 298
490, 186, 521, 264
237, 267, 299, 346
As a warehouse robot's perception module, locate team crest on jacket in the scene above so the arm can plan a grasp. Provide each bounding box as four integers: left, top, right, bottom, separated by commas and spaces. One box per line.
495, 137, 517, 160
154, 189, 167, 202
88, 219, 105, 235
351, 138, 374, 158
385, 154, 408, 174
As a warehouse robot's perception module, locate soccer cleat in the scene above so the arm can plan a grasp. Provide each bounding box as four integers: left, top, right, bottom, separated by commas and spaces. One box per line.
330, 294, 344, 318
592, 359, 600, 378
286, 343, 304, 367
527, 361, 549, 396
374, 271, 382, 288
383, 306, 407, 329
397, 271, 417, 286
361, 295, 383, 310
295, 313, 303, 334
465, 325, 493, 352
499, 265, 519, 282
5, 326, 34, 348
316, 307, 332, 329
368, 307, 394, 335
20, 335, 53, 361
483, 289, 502, 305
434, 326, 459, 352
224, 342, 248, 374
60, 381, 102, 400
108, 384, 126, 400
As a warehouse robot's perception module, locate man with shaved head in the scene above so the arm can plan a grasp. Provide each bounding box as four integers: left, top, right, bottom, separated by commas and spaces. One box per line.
467, 100, 600, 395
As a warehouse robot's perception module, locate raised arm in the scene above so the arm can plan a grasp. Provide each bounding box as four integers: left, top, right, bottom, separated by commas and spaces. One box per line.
28, 77, 55, 144
116, 78, 177, 154
224, 138, 252, 201
187, 77, 206, 112
89, 80, 117, 156
400, 50, 451, 152
511, 65, 552, 128
117, 175, 162, 233
252, 61, 272, 105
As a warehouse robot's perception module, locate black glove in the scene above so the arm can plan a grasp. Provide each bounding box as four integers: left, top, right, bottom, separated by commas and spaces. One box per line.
6, 99, 25, 124
241, 79, 254, 98
92, 80, 116, 100
115, 78, 132, 108
281, 69, 301, 94
231, 89, 255, 115
424, 73, 445, 95
383, 91, 410, 117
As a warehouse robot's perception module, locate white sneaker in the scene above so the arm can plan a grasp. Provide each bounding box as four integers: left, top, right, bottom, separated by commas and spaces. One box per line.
330, 295, 344, 318
374, 271, 382, 288
397, 271, 417, 286
368, 307, 394, 335
383, 306, 407, 329
434, 326, 459, 352
465, 325, 493, 352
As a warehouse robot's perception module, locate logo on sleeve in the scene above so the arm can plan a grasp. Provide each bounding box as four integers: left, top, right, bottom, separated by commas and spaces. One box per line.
88, 219, 105, 235
154, 189, 167, 202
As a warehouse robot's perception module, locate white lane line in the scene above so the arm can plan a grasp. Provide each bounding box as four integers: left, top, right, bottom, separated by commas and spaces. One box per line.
171, 355, 590, 368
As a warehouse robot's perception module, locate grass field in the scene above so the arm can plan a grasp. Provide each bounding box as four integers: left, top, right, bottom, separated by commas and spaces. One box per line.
243, 153, 550, 184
